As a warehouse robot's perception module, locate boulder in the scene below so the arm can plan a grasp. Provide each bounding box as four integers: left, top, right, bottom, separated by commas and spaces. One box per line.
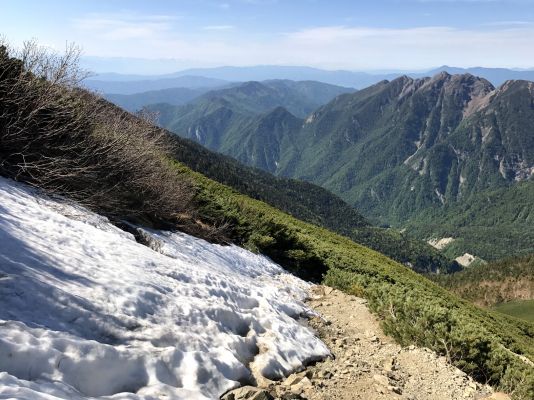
221, 386, 274, 400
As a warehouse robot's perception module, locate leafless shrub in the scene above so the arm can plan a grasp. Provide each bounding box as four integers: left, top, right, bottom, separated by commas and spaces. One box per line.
0, 39, 201, 230
18, 40, 90, 87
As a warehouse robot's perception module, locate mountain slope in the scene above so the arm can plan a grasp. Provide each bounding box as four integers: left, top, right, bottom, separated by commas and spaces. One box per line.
406, 181, 534, 261
157, 72, 534, 260
1, 44, 532, 398
152, 79, 355, 119
0, 176, 496, 400
170, 133, 457, 273
276, 73, 525, 219
155, 102, 302, 172
177, 163, 534, 399
433, 253, 534, 308
0, 41, 454, 273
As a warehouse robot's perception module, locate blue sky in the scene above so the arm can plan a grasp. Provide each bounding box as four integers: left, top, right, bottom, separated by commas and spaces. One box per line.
1, 0, 534, 73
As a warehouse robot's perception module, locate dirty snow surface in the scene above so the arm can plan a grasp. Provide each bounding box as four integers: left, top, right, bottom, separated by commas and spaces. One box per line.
0, 177, 329, 399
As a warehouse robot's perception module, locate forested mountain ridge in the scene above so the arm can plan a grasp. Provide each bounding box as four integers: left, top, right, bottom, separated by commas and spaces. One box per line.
274, 73, 534, 222
150, 79, 354, 127
152, 72, 534, 260
168, 130, 458, 273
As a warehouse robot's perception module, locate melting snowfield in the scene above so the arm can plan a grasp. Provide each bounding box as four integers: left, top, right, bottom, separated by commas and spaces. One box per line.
0, 177, 329, 399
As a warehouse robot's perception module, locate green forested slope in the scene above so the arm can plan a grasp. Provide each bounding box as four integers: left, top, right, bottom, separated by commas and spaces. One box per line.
406, 182, 534, 260
187, 79, 355, 117
169, 134, 457, 273
152, 73, 534, 260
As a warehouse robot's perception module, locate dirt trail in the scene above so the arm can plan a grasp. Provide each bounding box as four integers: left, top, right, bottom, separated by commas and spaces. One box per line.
223, 285, 509, 400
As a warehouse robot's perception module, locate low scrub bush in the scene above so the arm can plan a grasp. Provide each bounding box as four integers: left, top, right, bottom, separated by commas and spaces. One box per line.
0, 40, 200, 230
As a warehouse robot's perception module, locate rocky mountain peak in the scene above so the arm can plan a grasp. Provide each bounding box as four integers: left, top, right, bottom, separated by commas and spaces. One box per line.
496, 79, 534, 96
434, 70, 451, 80
419, 72, 491, 93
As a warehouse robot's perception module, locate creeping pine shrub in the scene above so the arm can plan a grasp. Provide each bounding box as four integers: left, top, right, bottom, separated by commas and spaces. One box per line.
0, 40, 201, 230
372, 286, 534, 398
348, 283, 366, 298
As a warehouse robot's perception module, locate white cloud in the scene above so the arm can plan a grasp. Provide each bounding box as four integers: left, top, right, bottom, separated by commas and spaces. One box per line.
278, 25, 534, 69
72, 13, 178, 40
68, 16, 534, 70
203, 25, 235, 30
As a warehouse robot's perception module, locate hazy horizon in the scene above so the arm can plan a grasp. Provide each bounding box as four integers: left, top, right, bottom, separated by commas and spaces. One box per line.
2, 0, 534, 75
81, 57, 534, 77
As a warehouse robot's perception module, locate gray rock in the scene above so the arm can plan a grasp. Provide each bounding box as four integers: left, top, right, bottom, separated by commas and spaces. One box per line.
221, 386, 274, 400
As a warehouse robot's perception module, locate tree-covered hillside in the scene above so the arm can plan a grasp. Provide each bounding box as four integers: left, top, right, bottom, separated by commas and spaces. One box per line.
433, 254, 534, 307
169, 133, 458, 273
406, 182, 534, 261
152, 72, 534, 260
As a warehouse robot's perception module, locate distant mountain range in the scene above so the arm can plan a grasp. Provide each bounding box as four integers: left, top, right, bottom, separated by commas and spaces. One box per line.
104, 87, 216, 112
143, 72, 534, 260
84, 75, 228, 95
85, 65, 534, 94
152, 80, 355, 119
100, 79, 356, 114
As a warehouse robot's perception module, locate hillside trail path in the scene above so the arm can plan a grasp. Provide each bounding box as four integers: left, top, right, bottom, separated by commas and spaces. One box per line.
224, 285, 509, 400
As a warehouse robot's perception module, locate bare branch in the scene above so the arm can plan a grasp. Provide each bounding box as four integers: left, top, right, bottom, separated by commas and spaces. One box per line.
0, 38, 207, 234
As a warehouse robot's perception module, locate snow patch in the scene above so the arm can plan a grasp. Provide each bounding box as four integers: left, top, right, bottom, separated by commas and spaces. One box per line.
0, 177, 330, 399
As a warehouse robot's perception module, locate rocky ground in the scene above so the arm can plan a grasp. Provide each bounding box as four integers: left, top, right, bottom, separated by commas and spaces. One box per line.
221, 286, 510, 400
